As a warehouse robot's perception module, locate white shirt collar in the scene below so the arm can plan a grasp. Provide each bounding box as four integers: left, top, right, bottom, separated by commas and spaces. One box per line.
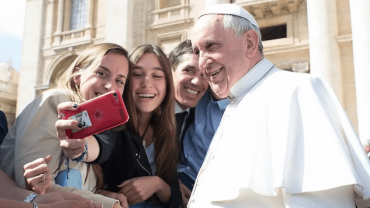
174, 101, 190, 114
228, 58, 274, 102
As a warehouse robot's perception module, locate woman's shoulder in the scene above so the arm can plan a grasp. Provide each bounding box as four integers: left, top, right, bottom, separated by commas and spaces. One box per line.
41, 89, 70, 100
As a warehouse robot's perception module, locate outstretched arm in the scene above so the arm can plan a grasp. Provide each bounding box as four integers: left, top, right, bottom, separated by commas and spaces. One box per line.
55, 101, 101, 162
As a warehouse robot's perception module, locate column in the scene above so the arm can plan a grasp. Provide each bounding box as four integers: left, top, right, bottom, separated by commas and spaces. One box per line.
306, 0, 343, 103
205, 0, 230, 9
349, 0, 370, 144
105, 0, 134, 50
85, 0, 94, 38
53, 0, 64, 45
16, 0, 45, 114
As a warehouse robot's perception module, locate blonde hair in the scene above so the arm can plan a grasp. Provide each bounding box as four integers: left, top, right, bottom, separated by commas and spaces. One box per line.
53, 43, 131, 103
51, 43, 131, 192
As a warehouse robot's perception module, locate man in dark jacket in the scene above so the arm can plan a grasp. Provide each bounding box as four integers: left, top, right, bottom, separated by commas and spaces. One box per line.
0, 106, 8, 145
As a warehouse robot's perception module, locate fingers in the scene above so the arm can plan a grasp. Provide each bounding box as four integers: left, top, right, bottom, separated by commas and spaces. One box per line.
23, 156, 51, 171
27, 174, 52, 194
128, 195, 144, 206
179, 183, 191, 197
44, 155, 52, 164
24, 163, 49, 179
57, 102, 79, 115
116, 193, 129, 208
24, 159, 52, 194
55, 119, 81, 140
60, 138, 86, 159
117, 178, 134, 188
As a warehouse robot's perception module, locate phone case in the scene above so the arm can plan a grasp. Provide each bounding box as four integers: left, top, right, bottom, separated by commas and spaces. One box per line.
60, 90, 129, 139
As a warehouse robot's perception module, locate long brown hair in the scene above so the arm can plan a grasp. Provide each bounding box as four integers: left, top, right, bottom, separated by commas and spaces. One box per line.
124, 44, 179, 183
53, 43, 132, 192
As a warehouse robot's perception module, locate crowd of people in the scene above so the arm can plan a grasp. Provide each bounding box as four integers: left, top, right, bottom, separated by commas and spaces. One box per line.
0, 4, 370, 208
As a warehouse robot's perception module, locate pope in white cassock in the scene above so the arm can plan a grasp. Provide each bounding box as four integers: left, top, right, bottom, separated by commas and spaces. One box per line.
188, 4, 370, 208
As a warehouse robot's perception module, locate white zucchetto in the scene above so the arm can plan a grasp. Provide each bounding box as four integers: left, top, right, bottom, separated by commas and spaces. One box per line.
199, 3, 259, 28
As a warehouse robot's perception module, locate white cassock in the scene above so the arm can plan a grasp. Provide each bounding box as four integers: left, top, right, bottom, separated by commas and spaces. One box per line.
188, 58, 370, 208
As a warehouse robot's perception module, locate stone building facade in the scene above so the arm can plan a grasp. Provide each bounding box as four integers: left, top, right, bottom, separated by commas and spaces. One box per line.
0, 62, 19, 128
18, 0, 370, 142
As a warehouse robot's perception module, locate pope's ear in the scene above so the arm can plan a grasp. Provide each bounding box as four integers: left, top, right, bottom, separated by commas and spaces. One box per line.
244, 30, 259, 58
72, 67, 81, 86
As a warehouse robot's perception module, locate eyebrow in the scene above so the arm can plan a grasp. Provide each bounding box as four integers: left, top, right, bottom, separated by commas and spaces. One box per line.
134, 66, 164, 71
99, 65, 127, 79
183, 65, 196, 71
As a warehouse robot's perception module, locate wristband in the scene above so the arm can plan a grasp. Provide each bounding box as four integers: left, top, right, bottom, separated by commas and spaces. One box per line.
24, 192, 38, 203
72, 140, 88, 162
32, 202, 39, 208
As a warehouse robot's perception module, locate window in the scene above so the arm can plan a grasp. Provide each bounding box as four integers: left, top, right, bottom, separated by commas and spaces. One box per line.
159, 0, 181, 9
70, 0, 88, 30
260, 24, 287, 41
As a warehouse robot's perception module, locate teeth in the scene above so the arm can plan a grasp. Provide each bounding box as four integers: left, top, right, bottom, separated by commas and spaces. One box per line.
186, 89, 199, 95
211, 68, 221, 76
138, 94, 155, 98
95, 93, 102, 96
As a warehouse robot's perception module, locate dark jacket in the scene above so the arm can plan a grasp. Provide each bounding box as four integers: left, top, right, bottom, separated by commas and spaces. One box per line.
0, 111, 8, 146
97, 127, 182, 208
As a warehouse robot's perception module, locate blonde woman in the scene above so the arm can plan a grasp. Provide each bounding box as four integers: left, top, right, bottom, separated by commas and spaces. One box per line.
0, 43, 131, 208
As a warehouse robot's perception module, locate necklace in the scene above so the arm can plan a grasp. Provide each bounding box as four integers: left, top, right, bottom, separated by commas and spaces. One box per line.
141, 122, 150, 147
141, 122, 150, 138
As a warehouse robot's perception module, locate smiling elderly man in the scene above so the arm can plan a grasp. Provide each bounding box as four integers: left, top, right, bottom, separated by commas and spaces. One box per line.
187, 3, 370, 208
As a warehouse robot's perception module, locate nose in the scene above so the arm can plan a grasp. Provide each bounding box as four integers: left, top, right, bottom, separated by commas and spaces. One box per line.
104, 80, 113, 90
141, 76, 152, 88
199, 54, 212, 74
191, 75, 202, 87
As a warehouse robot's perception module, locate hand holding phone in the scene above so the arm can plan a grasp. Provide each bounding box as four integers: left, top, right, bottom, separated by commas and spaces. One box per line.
60, 90, 129, 139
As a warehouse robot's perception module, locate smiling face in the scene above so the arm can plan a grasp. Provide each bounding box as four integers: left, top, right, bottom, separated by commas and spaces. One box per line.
172, 54, 208, 110
131, 53, 167, 116
191, 14, 250, 98
74, 53, 129, 101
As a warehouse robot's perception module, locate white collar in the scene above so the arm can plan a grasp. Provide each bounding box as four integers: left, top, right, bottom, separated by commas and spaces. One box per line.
174, 101, 190, 114
228, 58, 274, 102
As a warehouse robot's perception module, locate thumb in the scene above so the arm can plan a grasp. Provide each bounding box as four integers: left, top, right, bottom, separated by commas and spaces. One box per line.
44, 155, 52, 164
117, 179, 133, 188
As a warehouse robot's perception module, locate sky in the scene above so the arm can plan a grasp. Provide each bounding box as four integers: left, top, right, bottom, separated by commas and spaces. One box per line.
0, 0, 27, 71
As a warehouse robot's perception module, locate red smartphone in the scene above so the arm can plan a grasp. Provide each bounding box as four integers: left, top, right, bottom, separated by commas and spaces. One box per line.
60, 90, 129, 139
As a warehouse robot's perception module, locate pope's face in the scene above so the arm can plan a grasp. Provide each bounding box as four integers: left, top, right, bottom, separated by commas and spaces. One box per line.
191, 14, 249, 98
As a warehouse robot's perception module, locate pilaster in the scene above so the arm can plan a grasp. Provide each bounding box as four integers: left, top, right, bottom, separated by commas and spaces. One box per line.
17, 0, 45, 114
306, 0, 343, 103
349, 0, 370, 144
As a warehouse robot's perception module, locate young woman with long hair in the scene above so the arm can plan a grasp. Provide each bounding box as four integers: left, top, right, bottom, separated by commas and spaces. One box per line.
55, 44, 182, 208
0, 43, 131, 208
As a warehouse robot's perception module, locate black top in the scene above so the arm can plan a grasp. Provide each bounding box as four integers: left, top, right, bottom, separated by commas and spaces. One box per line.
176, 108, 195, 163
93, 127, 182, 208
